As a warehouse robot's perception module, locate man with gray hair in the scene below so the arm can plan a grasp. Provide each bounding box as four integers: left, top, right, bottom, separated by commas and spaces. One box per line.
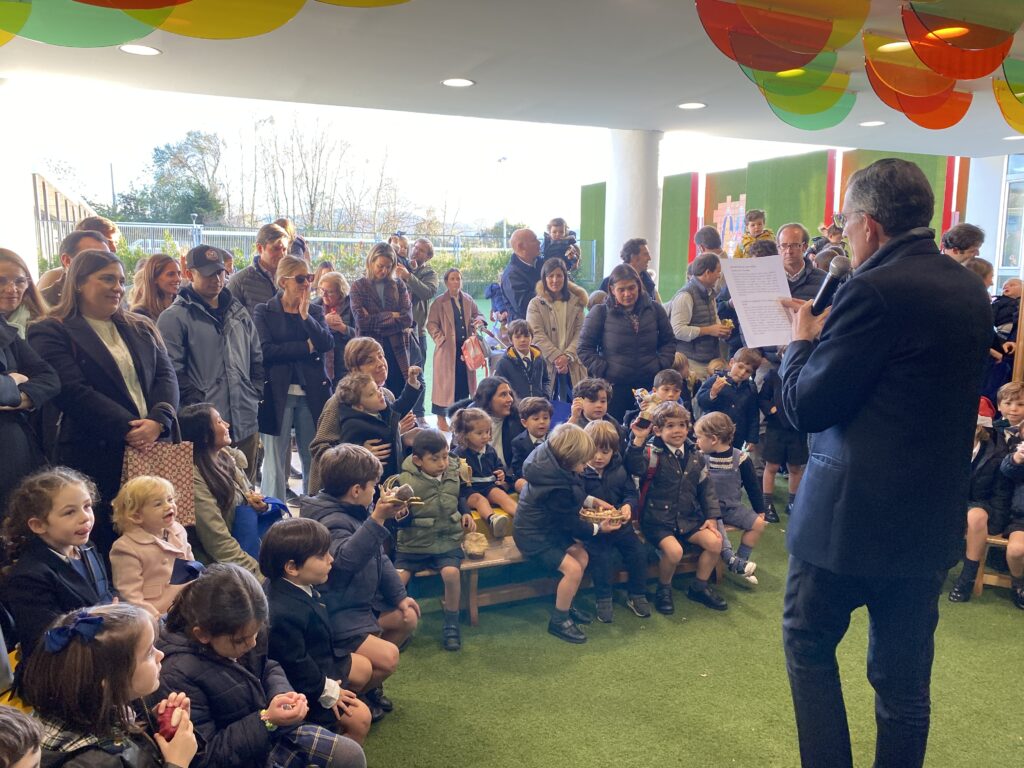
779, 158, 992, 768
665, 251, 731, 378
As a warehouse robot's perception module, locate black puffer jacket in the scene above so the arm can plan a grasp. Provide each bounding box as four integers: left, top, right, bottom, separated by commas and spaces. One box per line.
581, 453, 639, 510
513, 441, 595, 555
577, 293, 675, 385
625, 436, 720, 536
299, 494, 407, 643
154, 629, 292, 768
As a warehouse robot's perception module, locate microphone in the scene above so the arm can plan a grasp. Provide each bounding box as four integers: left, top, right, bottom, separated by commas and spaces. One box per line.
810, 255, 852, 316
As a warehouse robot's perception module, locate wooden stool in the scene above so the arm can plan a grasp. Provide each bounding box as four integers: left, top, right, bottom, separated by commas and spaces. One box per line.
972, 535, 1011, 596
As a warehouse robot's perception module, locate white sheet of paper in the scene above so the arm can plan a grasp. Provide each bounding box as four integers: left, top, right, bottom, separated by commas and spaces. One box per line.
719, 255, 793, 348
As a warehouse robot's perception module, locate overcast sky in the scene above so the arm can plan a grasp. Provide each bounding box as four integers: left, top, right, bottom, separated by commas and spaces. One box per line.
11, 75, 823, 233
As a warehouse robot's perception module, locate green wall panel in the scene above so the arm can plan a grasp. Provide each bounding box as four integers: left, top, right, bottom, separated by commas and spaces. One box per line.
841, 150, 948, 234
659, 173, 693, 296
579, 182, 606, 281
745, 151, 830, 237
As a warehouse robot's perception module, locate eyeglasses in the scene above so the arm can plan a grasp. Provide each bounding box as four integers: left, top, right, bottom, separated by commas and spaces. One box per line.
284, 274, 312, 285
778, 243, 805, 251
0, 276, 29, 290
833, 211, 867, 229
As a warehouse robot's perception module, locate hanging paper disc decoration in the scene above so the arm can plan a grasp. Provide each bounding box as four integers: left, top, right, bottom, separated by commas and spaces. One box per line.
2, 0, 167, 48
316, 0, 412, 6
764, 89, 856, 130
864, 32, 956, 98
127, 0, 306, 40
902, 5, 1012, 80
696, 0, 821, 72
74, 1, 191, 8
993, 77, 1024, 134
907, 0, 1024, 50
0, 1, 31, 47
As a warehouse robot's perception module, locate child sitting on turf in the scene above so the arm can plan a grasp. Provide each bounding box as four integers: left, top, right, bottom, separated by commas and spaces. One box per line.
947, 421, 1013, 603
511, 396, 553, 491
261, 518, 372, 739
450, 407, 517, 538
394, 429, 476, 651
493, 319, 550, 400
757, 358, 808, 522
623, 369, 687, 431
0, 468, 115, 661
300, 444, 420, 720
514, 424, 621, 643
582, 420, 650, 622
110, 475, 202, 618
332, 366, 422, 479
694, 412, 766, 585
626, 402, 726, 615
696, 347, 761, 449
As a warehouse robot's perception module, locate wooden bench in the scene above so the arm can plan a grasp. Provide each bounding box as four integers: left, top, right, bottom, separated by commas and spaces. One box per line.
972, 534, 1012, 596
415, 533, 729, 626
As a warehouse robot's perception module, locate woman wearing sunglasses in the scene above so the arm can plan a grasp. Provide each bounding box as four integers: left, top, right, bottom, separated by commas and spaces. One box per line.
253, 256, 333, 501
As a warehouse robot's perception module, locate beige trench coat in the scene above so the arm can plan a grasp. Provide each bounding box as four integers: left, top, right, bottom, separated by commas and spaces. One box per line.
526, 280, 589, 389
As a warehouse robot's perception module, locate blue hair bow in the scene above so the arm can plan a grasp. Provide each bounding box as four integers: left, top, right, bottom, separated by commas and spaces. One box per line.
44, 611, 104, 653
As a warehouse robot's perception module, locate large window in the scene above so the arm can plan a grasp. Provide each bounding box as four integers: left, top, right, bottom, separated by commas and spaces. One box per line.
998, 156, 1024, 290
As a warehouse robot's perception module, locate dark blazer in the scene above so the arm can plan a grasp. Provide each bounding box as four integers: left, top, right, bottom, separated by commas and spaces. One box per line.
493, 345, 551, 400
0, 537, 114, 658
27, 314, 178, 547
266, 578, 346, 728
0, 319, 60, 510
253, 294, 333, 436
509, 430, 542, 480
780, 228, 992, 577
968, 437, 1012, 534
696, 373, 760, 447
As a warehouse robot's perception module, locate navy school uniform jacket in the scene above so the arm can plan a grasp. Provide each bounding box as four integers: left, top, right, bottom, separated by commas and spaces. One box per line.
0, 537, 114, 659
696, 372, 760, 447
968, 435, 1013, 535
493, 345, 550, 400
452, 443, 507, 494
265, 578, 347, 728
510, 430, 544, 480
581, 453, 639, 510
513, 441, 596, 556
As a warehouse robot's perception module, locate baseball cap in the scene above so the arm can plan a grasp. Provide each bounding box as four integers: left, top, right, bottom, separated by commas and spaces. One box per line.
186, 245, 229, 277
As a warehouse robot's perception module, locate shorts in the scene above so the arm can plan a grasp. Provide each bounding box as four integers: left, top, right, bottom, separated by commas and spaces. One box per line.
1005, 520, 1024, 537
464, 482, 499, 499
516, 532, 577, 572
641, 523, 700, 549
394, 548, 465, 572
334, 632, 371, 656
719, 504, 759, 531
763, 426, 809, 466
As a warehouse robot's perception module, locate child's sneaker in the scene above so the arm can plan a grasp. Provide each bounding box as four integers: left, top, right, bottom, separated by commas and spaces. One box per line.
728, 556, 757, 577
442, 623, 461, 651
596, 598, 614, 623
765, 503, 780, 523
654, 584, 674, 615
625, 594, 652, 618
488, 512, 512, 538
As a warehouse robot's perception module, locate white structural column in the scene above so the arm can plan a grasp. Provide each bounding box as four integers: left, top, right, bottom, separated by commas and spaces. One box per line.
0, 79, 39, 276
603, 129, 663, 278
963, 155, 1006, 271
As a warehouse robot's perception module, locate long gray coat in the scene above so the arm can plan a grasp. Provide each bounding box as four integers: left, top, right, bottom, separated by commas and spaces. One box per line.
425, 290, 484, 409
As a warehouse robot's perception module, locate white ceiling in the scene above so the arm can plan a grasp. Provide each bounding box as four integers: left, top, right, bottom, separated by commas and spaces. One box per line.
1, 0, 1023, 158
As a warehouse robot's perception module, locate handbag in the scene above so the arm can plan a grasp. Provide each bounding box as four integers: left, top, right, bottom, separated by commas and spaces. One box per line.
461, 332, 488, 371
231, 496, 288, 559
120, 403, 196, 526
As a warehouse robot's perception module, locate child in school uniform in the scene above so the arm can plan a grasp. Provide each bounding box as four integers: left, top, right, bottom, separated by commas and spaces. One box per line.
757, 359, 807, 522
622, 369, 688, 431
0, 467, 115, 660
570, 377, 626, 449
493, 320, 551, 400
110, 475, 202, 618
625, 402, 727, 615
514, 423, 622, 643
332, 367, 422, 480
693, 412, 766, 585
261, 518, 373, 740
696, 347, 761, 449
394, 429, 476, 651
300, 444, 420, 721
997, 433, 1024, 610
510, 396, 553, 491
450, 407, 517, 537
581, 420, 651, 622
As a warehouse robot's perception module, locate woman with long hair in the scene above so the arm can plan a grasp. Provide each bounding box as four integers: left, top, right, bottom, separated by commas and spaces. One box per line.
447, 375, 523, 468
28, 250, 179, 552
253, 256, 333, 501
348, 243, 414, 400
178, 402, 263, 577
0, 248, 47, 334
526, 256, 590, 402
129, 253, 182, 320
426, 268, 485, 431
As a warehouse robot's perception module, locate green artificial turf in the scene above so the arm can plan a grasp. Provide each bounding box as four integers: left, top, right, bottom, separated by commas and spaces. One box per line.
364, 500, 1024, 767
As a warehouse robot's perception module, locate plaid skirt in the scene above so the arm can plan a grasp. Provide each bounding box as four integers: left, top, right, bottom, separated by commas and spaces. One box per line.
269, 724, 365, 768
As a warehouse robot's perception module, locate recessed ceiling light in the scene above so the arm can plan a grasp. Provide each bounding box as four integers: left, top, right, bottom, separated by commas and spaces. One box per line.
441, 78, 475, 88
877, 40, 912, 53
859, 120, 886, 127
1004, 135, 1024, 141
118, 44, 161, 56
677, 102, 707, 110
776, 68, 805, 78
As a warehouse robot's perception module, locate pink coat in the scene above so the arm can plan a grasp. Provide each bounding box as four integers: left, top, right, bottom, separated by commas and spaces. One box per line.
109, 522, 195, 617
426, 290, 485, 409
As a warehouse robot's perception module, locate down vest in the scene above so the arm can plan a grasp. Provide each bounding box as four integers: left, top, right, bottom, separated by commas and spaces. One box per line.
395, 454, 466, 554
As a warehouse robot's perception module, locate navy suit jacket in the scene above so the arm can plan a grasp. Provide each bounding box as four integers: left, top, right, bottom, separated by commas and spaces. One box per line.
780, 228, 992, 577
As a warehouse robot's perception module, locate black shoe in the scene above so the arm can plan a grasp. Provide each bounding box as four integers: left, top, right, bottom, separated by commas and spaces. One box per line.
365, 687, 393, 712
947, 582, 973, 603
687, 584, 728, 611
359, 695, 386, 723
1014, 586, 1024, 610
548, 617, 587, 644
442, 624, 462, 651
654, 585, 674, 615
569, 605, 593, 624
765, 503, 780, 524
